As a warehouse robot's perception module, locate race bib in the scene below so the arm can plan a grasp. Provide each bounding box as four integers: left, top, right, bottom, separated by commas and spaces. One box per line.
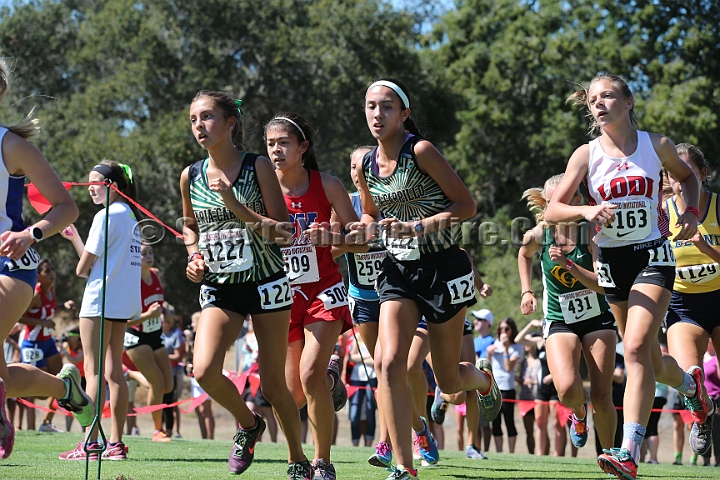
559, 289, 602, 324
383, 231, 419, 261
257, 276, 293, 310
648, 241, 676, 267
124, 332, 140, 348
596, 261, 617, 288
354, 251, 387, 286
22, 347, 43, 364
676, 263, 720, 284
199, 285, 217, 309
317, 282, 349, 310
199, 228, 253, 274
602, 201, 651, 241
5, 247, 40, 271
142, 316, 162, 333
447, 271, 476, 305
282, 245, 320, 284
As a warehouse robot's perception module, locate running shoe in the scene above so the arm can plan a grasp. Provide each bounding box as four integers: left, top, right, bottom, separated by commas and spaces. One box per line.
684, 366, 710, 424
385, 465, 418, 480
413, 417, 439, 466
228, 413, 266, 474
430, 386, 448, 425
475, 358, 502, 423
312, 459, 336, 480
59, 442, 100, 461
152, 429, 172, 443
598, 447, 637, 479
287, 459, 313, 480
689, 398, 715, 455
368, 441, 393, 468
0, 378, 14, 459
38, 422, 64, 433
569, 403, 588, 448
465, 444, 488, 460
327, 354, 347, 412
102, 441, 128, 460
56, 364, 94, 427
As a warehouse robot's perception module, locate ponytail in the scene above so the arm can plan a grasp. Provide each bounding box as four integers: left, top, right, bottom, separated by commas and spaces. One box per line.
0, 59, 39, 139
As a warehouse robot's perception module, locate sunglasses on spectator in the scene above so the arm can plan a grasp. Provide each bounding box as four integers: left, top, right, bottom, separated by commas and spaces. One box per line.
499, 326, 511, 332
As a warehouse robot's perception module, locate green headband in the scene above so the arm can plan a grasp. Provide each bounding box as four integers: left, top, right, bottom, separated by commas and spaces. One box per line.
118, 163, 133, 184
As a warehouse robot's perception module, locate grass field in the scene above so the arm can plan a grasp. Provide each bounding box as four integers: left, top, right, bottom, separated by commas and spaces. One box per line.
1, 431, 717, 480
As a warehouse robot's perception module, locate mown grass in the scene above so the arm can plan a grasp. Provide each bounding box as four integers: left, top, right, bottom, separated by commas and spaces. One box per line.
1, 431, 716, 479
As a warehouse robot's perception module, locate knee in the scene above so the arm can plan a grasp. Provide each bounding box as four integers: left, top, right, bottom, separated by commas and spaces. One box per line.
555, 381, 583, 405
436, 376, 460, 395
381, 355, 407, 381
299, 364, 328, 393
590, 389, 613, 411
163, 378, 173, 395
259, 381, 286, 406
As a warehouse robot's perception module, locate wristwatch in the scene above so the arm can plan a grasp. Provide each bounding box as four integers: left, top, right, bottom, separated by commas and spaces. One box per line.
28, 226, 43, 243
413, 220, 424, 237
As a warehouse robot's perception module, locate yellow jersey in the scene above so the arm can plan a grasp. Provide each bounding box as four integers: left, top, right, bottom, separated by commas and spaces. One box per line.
667, 193, 720, 293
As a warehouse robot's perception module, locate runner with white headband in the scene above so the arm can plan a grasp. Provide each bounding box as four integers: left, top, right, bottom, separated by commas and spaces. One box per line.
354, 77, 501, 480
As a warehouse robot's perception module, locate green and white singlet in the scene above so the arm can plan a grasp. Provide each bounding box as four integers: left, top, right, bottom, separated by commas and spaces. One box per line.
188, 155, 285, 284
540, 223, 610, 324
362, 135, 460, 259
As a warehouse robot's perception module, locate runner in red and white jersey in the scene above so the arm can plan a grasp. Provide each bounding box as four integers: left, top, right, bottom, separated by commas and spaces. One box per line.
267, 112, 358, 478
545, 73, 709, 480
123, 244, 174, 443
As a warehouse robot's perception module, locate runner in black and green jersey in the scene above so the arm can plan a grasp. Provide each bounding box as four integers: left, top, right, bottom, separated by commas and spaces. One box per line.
354, 77, 500, 480
518, 174, 617, 452
180, 90, 311, 480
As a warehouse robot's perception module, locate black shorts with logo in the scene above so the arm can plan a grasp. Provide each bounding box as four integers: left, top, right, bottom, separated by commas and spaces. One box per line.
376, 245, 475, 324
199, 270, 292, 317
543, 310, 616, 341
597, 237, 675, 303
124, 329, 165, 351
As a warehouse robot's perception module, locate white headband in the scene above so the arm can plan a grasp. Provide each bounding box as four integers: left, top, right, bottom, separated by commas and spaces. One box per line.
274, 117, 307, 141
367, 80, 410, 109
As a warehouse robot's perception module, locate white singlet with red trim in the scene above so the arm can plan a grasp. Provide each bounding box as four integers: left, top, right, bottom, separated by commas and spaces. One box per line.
585, 130, 669, 248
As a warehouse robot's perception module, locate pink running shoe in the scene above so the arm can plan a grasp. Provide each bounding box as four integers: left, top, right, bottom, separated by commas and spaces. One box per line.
102, 442, 128, 460
59, 442, 100, 461
0, 378, 14, 459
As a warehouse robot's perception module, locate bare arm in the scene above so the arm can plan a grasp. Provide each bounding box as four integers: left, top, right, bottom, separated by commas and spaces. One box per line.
180, 167, 205, 284
518, 227, 542, 314
0, 133, 78, 259
545, 144, 616, 225
514, 319, 543, 348
654, 134, 699, 241
548, 238, 604, 294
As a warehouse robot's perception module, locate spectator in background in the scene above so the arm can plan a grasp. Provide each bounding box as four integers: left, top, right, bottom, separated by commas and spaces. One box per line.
348, 334, 377, 447
701, 341, 720, 467
640, 343, 669, 465
471, 309, 495, 451
516, 330, 541, 456
161, 303, 186, 439
487, 317, 522, 453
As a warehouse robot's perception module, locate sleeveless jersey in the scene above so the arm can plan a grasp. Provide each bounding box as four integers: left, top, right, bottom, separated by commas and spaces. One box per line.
667, 193, 720, 293
189, 155, 285, 284
282, 169, 340, 285
134, 269, 164, 333
23, 283, 56, 342
0, 127, 26, 235
585, 130, 669, 248
540, 224, 609, 323
362, 135, 460, 259
346, 192, 384, 300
